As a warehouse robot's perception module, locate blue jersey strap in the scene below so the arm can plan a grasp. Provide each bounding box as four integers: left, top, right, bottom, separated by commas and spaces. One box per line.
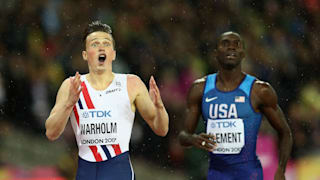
204, 73, 217, 94
239, 74, 256, 97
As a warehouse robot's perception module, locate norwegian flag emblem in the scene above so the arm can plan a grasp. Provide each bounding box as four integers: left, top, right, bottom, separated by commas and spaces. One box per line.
235, 96, 245, 103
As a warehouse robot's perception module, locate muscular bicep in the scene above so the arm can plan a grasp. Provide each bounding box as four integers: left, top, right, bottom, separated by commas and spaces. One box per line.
257, 83, 291, 134
183, 80, 205, 133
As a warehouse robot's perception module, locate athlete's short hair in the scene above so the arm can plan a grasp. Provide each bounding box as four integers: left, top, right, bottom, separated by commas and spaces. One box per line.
214, 31, 246, 50
83, 20, 115, 49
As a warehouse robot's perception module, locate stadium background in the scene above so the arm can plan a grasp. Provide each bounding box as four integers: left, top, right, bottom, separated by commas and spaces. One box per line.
0, 0, 319, 179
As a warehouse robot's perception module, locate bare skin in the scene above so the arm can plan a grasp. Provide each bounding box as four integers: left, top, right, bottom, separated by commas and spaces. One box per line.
45, 31, 169, 142
179, 32, 292, 180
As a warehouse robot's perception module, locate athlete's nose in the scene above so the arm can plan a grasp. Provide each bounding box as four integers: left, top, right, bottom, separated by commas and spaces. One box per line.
227, 43, 236, 51
98, 48, 105, 52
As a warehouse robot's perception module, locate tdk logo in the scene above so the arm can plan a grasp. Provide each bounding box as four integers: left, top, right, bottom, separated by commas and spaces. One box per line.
82, 110, 112, 118
211, 121, 236, 128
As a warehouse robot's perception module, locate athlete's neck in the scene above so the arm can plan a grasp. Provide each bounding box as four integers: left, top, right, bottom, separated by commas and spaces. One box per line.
216, 67, 245, 92
86, 71, 115, 90
218, 65, 243, 81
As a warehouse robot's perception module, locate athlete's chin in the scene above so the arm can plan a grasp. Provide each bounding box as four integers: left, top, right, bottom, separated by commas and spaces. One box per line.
221, 63, 239, 70
94, 67, 107, 73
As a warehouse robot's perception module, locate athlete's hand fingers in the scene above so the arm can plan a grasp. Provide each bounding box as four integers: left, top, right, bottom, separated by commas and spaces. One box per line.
149, 76, 164, 108
149, 78, 156, 99
75, 71, 81, 81
198, 137, 215, 152
199, 133, 217, 150
74, 72, 82, 95
69, 73, 82, 101
74, 72, 81, 87
149, 76, 157, 96
76, 84, 83, 95
194, 133, 216, 152
150, 76, 160, 95
69, 76, 76, 91
200, 133, 217, 145
70, 72, 81, 93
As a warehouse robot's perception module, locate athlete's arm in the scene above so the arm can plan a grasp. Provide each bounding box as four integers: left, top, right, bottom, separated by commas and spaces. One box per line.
45, 72, 82, 141
254, 81, 293, 179
178, 78, 216, 152
128, 75, 168, 137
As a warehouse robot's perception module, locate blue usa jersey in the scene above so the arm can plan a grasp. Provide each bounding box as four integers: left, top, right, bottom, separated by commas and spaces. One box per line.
202, 73, 262, 167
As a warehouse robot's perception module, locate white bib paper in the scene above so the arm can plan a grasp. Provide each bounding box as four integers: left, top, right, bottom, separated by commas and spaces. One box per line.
78, 109, 119, 146
206, 118, 245, 154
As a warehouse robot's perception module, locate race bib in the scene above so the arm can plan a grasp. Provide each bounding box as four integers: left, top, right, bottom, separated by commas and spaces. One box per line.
78, 109, 119, 146
206, 118, 245, 154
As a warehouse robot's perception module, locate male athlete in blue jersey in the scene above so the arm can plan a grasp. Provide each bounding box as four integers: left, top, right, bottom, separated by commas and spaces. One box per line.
179, 32, 293, 180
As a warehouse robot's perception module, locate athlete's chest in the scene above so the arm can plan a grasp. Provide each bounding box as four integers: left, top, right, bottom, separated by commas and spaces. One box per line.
79, 76, 130, 112
202, 90, 252, 119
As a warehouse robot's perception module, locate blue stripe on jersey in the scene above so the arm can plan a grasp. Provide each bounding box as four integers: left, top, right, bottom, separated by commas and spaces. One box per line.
102, 145, 112, 160
238, 75, 255, 97
78, 99, 83, 109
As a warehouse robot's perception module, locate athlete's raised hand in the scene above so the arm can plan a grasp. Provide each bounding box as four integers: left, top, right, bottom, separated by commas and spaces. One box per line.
149, 76, 164, 108
45, 72, 82, 141
67, 72, 82, 107
191, 133, 217, 152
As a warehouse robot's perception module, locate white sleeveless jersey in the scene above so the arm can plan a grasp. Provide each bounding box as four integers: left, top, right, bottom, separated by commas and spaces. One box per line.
70, 73, 135, 162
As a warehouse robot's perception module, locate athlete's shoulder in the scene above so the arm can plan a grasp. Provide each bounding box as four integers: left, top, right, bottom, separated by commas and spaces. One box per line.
243, 73, 268, 89
252, 78, 273, 91
192, 76, 207, 86
187, 75, 208, 102
126, 74, 143, 85
252, 78, 277, 105
194, 76, 206, 84
126, 74, 140, 80
126, 74, 146, 94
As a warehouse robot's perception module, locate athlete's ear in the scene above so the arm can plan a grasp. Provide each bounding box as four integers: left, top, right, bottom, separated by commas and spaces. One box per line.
82, 50, 88, 61
240, 48, 245, 60
240, 52, 245, 60
111, 49, 116, 61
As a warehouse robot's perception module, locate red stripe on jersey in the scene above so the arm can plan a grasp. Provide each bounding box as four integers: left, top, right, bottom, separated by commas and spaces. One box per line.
80, 81, 104, 161
89, 146, 103, 162
112, 144, 122, 155
73, 106, 79, 126
81, 82, 94, 109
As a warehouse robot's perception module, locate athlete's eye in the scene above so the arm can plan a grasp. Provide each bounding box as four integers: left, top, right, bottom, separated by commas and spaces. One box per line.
221, 40, 229, 47
234, 41, 241, 48
103, 42, 111, 47
91, 42, 99, 48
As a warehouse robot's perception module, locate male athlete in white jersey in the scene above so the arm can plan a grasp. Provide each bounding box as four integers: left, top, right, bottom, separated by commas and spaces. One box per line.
45, 21, 169, 180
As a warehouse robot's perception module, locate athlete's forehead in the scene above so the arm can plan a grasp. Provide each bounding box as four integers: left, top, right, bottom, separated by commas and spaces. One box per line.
219, 32, 242, 42
216, 31, 245, 49
86, 31, 113, 42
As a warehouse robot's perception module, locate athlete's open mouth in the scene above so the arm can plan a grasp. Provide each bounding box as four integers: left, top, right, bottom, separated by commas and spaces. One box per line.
98, 54, 106, 62
226, 52, 237, 58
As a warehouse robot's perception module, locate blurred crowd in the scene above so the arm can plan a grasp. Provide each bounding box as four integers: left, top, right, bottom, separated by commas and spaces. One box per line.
0, 0, 320, 179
